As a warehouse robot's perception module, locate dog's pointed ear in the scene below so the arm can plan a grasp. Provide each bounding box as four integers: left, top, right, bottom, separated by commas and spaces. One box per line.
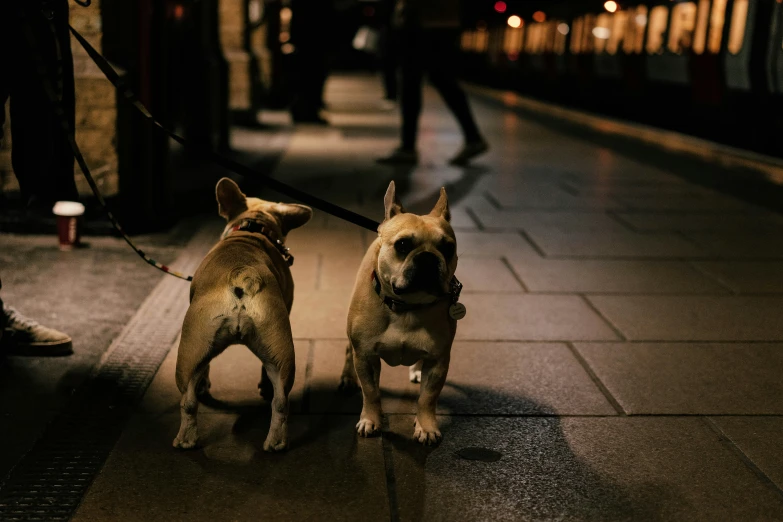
216, 178, 248, 221
274, 203, 312, 235
383, 181, 405, 221
429, 187, 450, 222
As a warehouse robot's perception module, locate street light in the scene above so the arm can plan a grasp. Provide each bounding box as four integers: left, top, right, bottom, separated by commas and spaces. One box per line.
604, 1, 618, 12
507, 15, 522, 28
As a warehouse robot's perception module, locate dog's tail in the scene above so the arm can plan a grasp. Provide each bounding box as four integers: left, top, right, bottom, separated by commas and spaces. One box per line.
228, 266, 264, 299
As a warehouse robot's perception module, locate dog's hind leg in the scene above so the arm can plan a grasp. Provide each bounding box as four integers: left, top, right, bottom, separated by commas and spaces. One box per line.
173, 305, 227, 449
248, 333, 295, 452
338, 342, 359, 394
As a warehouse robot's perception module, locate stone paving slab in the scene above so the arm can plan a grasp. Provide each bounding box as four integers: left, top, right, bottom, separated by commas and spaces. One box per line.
713, 417, 783, 491
684, 232, 783, 259
455, 257, 524, 293
473, 209, 629, 233
386, 416, 783, 521
524, 228, 706, 258
587, 296, 783, 341
457, 294, 620, 341
574, 342, 783, 414
506, 257, 728, 294
694, 261, 783, 294
73, 412, 389, 522
307, 341, 616, 416
615, 212, 783, 233
138, 342, 310, 415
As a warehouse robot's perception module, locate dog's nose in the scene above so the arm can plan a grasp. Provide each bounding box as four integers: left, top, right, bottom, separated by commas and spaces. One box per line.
414, 251, 440, 273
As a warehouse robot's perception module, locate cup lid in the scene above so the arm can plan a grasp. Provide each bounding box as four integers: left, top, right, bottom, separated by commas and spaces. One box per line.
52, 201, 86, 217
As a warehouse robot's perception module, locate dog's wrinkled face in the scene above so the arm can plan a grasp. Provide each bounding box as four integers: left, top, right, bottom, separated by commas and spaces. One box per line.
377, 182, 457, 301
215, 177, 312, 238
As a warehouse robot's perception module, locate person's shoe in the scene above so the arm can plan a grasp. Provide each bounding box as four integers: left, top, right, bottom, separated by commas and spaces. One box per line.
449, 139, 489, 166
1, 306, 73, 356
376, 147, 418, 165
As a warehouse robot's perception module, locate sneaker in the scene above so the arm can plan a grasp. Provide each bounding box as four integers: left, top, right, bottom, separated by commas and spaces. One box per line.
1, 306, 73, 356
376, 147, 418, 165
449, 139, 489, 166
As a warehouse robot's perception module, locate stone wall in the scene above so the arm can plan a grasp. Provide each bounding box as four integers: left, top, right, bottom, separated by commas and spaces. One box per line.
0, 0, 119, 200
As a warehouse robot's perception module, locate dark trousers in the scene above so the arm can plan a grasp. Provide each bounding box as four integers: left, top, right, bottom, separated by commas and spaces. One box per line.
380, 26, 397, 101
0, 0, 78, 207
399, 28, 481, 150
290, 45, 329, 118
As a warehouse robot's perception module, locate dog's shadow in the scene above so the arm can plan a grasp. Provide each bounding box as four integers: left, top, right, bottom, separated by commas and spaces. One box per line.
196, 378, 673, 521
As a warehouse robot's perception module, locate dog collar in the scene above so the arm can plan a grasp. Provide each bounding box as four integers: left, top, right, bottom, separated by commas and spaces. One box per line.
222, 218, 294, 266
371, 271, 463, 315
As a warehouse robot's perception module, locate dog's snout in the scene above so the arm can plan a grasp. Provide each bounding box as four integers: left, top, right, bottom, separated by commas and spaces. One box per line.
414, 252, 440, 272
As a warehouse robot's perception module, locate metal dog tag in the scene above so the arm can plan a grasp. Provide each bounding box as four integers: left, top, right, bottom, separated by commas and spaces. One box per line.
449, 302, 466, 320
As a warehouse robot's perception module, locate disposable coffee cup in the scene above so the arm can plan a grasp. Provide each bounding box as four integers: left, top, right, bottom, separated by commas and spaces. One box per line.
52, 201, 85, 250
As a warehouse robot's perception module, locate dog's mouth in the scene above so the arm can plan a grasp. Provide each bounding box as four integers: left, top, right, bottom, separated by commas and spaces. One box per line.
392, 272, 445, 296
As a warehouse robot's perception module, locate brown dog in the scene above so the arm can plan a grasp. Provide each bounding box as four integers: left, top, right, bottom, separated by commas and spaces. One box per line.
173, 178, 312, 451
340, 181, 463, 444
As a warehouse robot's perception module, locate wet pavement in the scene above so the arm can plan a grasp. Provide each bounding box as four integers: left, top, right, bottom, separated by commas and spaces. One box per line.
4, 74, 783, 521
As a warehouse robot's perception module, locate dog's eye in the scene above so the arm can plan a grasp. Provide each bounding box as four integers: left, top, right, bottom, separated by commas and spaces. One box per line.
394, 238, 413, 255
439, 241, 456, 261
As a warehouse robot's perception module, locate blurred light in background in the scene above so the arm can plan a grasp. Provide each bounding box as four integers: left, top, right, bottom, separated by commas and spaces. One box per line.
592, 26, 611, 39
507, 15, 522, 29
604, 1, 618, 13
532, 11, 546, 23
557, 23, 570, 35
494, 1, 507, 14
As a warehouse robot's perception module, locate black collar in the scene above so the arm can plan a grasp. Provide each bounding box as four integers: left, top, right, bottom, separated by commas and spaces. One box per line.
371, 271, 462, 313
221, 218, 294, 266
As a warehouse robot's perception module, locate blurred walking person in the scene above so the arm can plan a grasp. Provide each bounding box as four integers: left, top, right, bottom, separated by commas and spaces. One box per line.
378, 0, 488, 166
289, 0, 334, 124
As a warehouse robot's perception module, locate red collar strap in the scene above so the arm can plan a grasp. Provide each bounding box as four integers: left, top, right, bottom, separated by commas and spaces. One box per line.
222, 219, 294, 266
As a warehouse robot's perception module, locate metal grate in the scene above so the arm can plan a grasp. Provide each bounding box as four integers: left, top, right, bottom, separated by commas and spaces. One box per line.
0, 224, 219, 521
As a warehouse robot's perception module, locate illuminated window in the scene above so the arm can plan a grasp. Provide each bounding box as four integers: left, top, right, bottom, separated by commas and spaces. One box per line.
582, 14, 596, 53
692, 0, 709, 54
623, 5, 648, 54
708, 0, 727, 53
646, 5, 669, 54
504, 27, 524, 54
607, 11, 627, 54
727, 0, 748, 54
475, 28, 489, 52
594, 13, 612, 53
555, 22, 568, 54
667, 2, 696, 54
571, 17, 584, 54
461, 31, 473, 51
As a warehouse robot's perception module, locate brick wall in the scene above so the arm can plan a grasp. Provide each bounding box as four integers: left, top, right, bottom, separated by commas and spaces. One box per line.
0, 0, 119, 200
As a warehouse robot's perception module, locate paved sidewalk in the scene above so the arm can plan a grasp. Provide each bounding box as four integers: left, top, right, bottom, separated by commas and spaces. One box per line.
73, 75, 783, 521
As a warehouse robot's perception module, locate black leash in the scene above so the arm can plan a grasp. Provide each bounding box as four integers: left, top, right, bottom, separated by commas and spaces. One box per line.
68, 26, 382, 234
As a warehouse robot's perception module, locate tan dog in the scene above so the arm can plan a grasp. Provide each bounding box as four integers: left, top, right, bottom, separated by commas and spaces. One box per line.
173, 178, 312, 451
340, 181, 464, 445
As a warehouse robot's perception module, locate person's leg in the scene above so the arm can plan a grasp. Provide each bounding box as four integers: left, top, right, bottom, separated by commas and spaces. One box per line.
424, 29, 483, 145
399, 28, 423, 151
11, 1, 78, 209
376, 28, 420, 164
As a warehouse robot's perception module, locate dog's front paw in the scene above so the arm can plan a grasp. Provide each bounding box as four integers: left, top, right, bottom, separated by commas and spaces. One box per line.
413, 417, 442, 446
263, 435, 288, 452
173, 432, 198, 450
356, 417, 381, 437
338, 375, 360, 395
